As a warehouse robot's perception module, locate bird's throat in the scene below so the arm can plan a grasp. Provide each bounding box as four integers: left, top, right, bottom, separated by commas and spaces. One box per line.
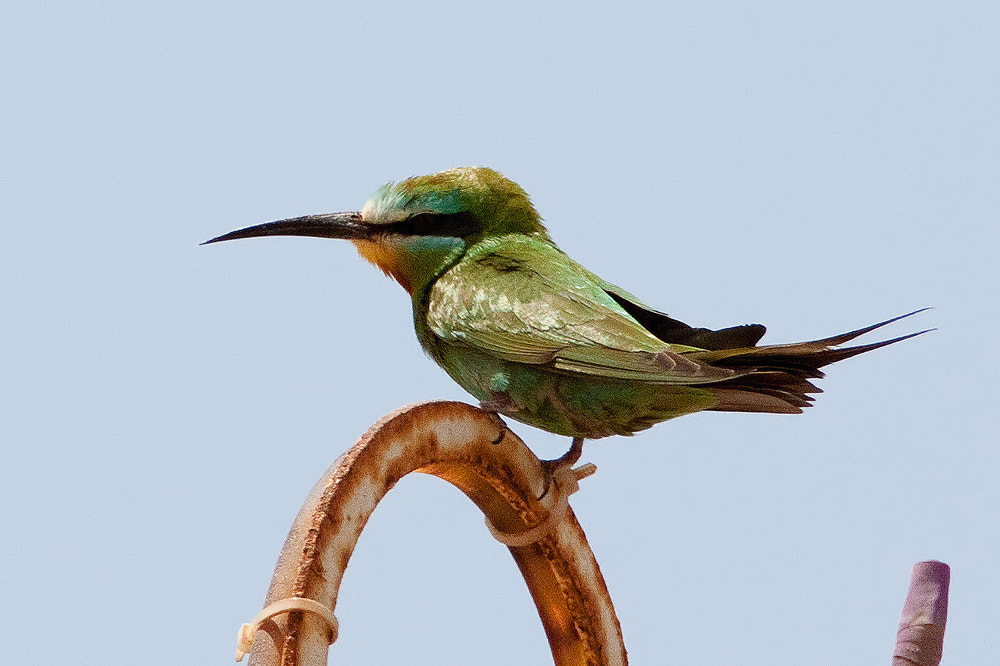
351, 235, 466, 296
351, 238, 413, 292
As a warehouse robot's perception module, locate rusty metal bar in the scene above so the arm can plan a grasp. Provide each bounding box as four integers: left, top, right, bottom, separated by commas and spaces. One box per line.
234, 400, 954, 664
893, 561, 950, 666
240, 400, 626, 666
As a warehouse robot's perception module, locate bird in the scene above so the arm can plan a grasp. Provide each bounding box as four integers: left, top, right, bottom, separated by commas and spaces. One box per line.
205, 166, 927, 470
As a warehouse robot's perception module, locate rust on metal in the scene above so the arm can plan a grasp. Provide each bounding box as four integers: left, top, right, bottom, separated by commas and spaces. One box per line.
241, 400, 626, 666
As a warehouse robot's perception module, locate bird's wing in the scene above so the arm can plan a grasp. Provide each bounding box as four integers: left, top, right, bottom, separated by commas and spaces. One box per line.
589, 275, 767, 350
426, 236, 735, 383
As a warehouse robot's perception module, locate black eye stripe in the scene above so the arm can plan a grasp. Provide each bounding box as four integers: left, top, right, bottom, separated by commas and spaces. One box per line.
387, 211, 476, 237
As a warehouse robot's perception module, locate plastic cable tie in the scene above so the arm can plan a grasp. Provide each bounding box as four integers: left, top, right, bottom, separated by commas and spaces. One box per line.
485, 462, 595, 548
235, 596, 339, 661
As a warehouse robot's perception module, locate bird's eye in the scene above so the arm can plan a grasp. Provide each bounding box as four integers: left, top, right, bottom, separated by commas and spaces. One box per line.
392, 211, 475, 237
403, 213, 437, 235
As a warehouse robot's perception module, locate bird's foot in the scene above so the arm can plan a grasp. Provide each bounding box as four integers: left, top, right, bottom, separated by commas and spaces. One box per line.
539, 437, 585, 500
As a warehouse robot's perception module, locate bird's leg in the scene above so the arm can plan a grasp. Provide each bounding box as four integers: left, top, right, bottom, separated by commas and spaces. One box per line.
539, 437, 585, 500
479, 393, 519, 445
552, 437, 585, 469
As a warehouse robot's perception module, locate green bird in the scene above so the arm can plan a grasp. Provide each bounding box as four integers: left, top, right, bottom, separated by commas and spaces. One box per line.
206, 167, 926, 467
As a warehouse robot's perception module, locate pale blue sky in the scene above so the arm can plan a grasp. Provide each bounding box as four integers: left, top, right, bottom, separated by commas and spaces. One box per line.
2, 2, 996, 664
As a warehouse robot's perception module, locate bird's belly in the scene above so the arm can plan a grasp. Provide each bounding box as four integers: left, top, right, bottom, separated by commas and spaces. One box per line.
434, 346, 717, 439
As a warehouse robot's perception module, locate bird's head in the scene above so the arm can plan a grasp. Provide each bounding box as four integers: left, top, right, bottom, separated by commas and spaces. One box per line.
205, 167, 548, 294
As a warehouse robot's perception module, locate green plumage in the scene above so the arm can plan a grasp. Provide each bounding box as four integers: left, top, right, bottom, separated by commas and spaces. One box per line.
207, 167, 927, 441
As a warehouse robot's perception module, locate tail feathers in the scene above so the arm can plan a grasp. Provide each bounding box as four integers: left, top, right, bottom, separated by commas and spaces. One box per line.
692, 309, 931, 363
804, 308, 931, 348
696, 310, 930, 414
712, 330, 930, 377
708, 388, 807, 414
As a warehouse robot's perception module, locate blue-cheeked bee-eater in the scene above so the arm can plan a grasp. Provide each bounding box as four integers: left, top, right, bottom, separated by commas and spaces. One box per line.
207, 167, 926, 467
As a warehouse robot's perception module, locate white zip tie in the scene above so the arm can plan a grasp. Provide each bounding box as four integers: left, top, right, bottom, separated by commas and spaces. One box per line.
486, 462, 596, 548
235, 596, 339, 661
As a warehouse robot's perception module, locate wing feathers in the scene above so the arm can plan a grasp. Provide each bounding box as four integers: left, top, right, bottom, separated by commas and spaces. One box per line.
605, 289, 768, 349
426, 235, 927, 414
553, 347, 736, 383
427, 236, 726, 384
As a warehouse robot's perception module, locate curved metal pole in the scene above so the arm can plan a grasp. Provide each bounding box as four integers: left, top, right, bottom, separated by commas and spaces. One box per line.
242, 401, 626, 666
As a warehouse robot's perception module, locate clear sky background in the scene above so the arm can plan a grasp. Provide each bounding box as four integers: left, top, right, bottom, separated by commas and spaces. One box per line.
2, 2, 996, 664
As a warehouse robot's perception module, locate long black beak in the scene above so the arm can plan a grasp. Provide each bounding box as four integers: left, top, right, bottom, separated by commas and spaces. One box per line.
202, 212, 369, 245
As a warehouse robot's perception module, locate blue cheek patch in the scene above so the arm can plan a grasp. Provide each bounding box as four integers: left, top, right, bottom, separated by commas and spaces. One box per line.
401, 235, 464, 256
392, 235, 466, 290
